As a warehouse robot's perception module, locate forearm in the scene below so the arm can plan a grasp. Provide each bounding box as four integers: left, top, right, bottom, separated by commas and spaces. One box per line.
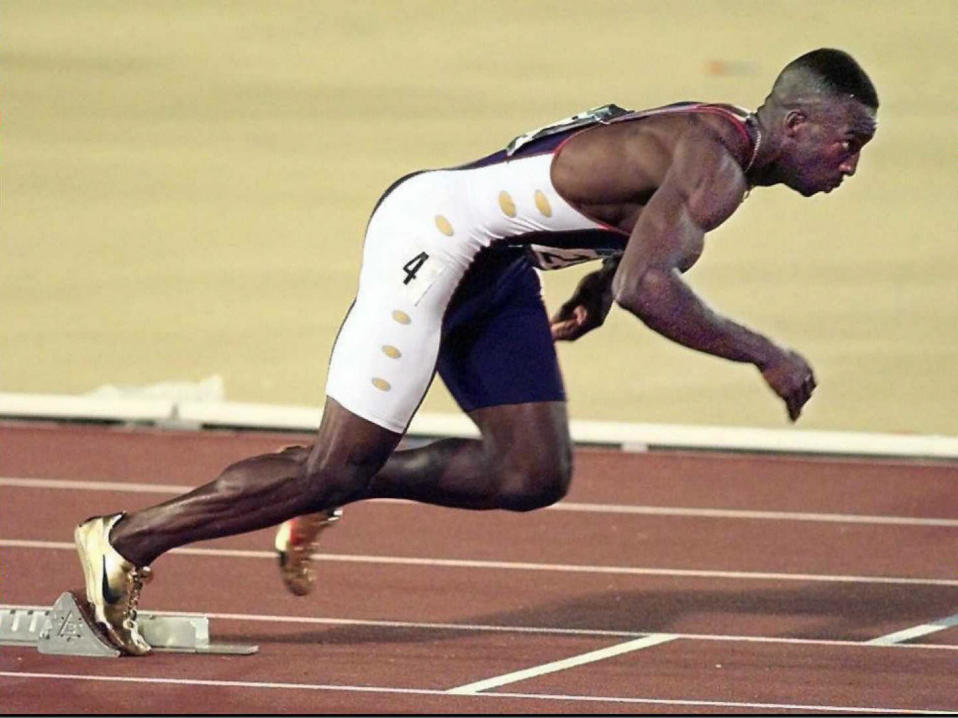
617, 269, 777, 367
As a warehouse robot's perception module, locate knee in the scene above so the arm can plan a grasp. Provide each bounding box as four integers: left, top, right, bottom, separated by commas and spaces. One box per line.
301, 444, 384, 506
496, 447, 573, 512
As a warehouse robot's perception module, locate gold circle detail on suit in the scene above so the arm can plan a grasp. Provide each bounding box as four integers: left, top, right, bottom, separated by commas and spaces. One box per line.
498, 191, 517, 217
534, 190, 552, 217
435, 215, 454, 236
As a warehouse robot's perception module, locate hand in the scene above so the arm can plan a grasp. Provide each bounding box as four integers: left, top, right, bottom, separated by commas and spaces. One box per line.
759, 349, 817, 422
551, 304, 592, 341
550, 264, 617, 342
550, 286, 614, 343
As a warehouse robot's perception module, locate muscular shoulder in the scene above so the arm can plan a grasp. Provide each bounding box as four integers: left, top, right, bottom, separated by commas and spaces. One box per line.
665, 121, 749, 231
551, 110, 750, 232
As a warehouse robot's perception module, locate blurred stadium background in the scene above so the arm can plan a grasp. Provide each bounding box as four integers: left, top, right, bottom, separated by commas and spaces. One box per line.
2, 0, 955, 434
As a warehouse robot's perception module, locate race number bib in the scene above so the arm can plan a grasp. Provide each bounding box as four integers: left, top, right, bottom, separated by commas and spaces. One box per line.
400, 251, 446, 304
525, 245, 617, 270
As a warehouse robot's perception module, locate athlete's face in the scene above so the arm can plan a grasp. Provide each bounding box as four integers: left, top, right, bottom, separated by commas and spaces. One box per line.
781, 98, 877, 196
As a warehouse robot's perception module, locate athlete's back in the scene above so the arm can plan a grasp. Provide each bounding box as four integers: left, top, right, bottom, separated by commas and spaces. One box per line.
435, 102, 756, 270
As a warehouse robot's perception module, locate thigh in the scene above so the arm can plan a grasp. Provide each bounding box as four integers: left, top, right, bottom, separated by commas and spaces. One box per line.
325, 173, 484, 434
439, 258, 566, 413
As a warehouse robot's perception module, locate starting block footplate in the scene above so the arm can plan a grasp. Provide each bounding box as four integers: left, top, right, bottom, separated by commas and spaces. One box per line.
0, 591, 258, 657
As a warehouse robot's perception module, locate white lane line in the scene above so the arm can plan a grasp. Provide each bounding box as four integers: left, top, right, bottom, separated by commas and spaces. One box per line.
4, 538, 958, 587
447, 634, 677, 694
488, 690, 958, 714
867, 612, 958, 645
0, 672, 953, 714
2, 601, 957, 651
0, 476, 191, 494
4, 476, 958, 528
552, 501, 958, 528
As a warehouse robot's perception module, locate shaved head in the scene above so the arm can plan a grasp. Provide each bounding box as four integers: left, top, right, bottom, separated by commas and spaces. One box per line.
769, 49, 878, 111
751, 49, 878, 196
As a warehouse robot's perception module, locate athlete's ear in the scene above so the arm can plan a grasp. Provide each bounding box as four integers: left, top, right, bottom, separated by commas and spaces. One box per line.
784, 110, 807, 137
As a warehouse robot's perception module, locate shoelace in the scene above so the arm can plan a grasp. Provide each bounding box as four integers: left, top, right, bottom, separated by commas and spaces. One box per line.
124, 566, 153, 624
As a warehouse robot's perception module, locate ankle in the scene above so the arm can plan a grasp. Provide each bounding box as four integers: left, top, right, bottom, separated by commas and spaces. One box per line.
108, 514, 151, 567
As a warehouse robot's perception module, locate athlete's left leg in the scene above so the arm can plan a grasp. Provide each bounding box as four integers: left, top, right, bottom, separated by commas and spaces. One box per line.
363, 399, 572, 511
276, 398, 572, 594
359, 252, 574, 510
276, 252, 573, 592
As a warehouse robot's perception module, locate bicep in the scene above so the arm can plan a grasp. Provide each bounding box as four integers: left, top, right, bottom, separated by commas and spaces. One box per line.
612, 136, 746, 297
628, 138, 745, 262
674, 136, 748, 232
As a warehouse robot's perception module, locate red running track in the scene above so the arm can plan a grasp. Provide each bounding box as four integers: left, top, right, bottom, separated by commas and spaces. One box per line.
1, 421, 957, 714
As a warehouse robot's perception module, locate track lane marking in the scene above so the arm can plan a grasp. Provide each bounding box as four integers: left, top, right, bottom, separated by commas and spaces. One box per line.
0, 672, 953, 713
3, 539, 957, 587
2, 601, 956, 650
447, 634, 677, 694
0, 477, 188, 494
553, 501, 958, 527
867, 612, 958, 645
3, 476, 958, 527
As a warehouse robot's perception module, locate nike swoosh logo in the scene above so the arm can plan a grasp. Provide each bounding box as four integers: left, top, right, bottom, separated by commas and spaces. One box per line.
101, 556, 123, 604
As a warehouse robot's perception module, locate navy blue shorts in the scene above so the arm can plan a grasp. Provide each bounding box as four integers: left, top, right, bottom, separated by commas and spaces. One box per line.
438, 250, 566, 413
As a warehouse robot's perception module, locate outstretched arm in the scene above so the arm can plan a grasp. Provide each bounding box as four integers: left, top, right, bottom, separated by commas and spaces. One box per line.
611, 132, 816, 421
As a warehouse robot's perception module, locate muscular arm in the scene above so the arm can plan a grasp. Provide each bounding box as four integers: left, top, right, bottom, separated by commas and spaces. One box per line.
611, 131, 816, 420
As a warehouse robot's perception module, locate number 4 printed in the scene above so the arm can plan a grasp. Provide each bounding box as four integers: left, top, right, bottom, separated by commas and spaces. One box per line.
402, 252, 429, 285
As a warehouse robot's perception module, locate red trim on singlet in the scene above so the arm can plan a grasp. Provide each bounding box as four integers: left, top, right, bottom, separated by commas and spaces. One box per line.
604, 102, 753, 157
555, 102, 753, 159
551, 102, 755, 236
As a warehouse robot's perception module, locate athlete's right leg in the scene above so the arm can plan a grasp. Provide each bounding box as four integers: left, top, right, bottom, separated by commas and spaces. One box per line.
75, 398, 400, 653
108, 398, 400, 567
82, 168, 484, 641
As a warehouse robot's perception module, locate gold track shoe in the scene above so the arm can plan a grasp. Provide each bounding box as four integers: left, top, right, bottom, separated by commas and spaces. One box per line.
274, 508, 342, 596
74, 513, 153, 656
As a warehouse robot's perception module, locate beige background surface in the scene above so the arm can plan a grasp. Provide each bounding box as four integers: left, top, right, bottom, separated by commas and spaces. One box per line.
2, 1, 955, 435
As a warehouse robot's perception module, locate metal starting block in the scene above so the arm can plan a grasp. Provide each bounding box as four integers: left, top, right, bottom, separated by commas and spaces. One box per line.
0, 591, 258, 657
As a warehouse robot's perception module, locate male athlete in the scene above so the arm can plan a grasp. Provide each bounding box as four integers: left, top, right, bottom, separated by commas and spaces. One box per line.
75, 48, 877, 654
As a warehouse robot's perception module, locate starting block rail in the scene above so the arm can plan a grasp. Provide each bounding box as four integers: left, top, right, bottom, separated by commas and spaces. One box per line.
0, 592, 257, 657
